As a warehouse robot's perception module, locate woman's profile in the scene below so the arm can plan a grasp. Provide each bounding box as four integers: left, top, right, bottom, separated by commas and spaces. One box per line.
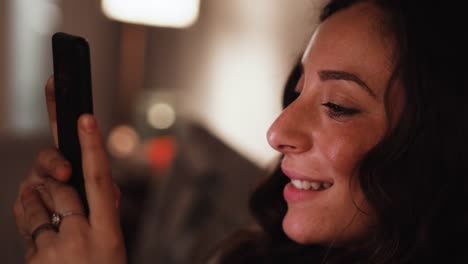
14, 0, 468, 263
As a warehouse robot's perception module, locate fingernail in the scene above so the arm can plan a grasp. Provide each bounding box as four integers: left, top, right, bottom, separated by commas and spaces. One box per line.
81, 114, 96, 133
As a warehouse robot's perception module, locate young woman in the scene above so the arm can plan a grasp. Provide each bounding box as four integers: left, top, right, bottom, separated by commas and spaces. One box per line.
14, 0, 468, 263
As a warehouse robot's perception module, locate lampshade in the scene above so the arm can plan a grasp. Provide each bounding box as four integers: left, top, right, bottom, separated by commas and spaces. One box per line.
101, 0, 200, 28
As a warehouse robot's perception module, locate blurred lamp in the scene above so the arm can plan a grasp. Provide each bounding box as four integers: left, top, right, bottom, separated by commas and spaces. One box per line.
101, 0, 200, 28
107, 125, 140, 159
147, 102, 176, 130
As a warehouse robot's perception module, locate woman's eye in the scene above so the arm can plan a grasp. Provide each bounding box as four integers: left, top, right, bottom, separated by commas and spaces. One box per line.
321, 102, 360, 118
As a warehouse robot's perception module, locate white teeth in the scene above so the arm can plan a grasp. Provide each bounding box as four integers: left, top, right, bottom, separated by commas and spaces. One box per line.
290, 179, 333, 191
302, 181, 311, 189
291, 179, 302, 189
310, 182, 321, 190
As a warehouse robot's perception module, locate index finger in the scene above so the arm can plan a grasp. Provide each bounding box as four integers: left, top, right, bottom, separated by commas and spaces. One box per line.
45, 76, 58, 146
78, 114, 120, 232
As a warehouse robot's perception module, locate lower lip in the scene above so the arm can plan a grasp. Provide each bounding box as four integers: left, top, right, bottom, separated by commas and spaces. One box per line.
283, 182, 324, 203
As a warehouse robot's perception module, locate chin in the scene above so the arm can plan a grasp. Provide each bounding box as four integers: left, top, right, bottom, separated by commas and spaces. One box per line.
282, 210, 328, 245
281, 207, 373, 246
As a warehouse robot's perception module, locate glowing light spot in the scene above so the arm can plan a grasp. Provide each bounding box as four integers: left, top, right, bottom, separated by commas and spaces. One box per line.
107, 125, 140, 158
146, 103, 176, 130
145, 136, 177, 171
101, 0, 200, 28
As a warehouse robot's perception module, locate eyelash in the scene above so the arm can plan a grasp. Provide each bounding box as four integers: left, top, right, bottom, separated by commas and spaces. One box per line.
321, 102, 360, 118
290, 89, 360, 119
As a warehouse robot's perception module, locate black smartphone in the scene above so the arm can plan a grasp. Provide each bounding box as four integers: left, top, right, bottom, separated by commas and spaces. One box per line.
52, 32, 93, 215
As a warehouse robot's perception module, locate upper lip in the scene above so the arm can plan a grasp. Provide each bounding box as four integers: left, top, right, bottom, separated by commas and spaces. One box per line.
281, 166, 334, 184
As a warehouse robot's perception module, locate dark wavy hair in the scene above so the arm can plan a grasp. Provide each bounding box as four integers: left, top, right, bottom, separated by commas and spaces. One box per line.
215, 0, 468, 263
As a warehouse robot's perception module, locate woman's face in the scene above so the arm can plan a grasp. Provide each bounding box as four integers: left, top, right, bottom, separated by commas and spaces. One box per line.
267, 2, 402, 245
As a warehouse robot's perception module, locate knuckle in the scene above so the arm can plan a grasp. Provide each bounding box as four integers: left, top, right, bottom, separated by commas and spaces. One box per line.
88, 161, 111, 182
87, 170, 113, 196
91, 173, 106, 186
90, 172, 113, 192
20, 191, 36, 208
21, 193, 35, 209
27, 210, 45, 227
19, 181, 35, 196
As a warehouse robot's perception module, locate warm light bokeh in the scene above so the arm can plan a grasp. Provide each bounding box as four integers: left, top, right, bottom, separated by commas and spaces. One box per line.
101, 0, 200, 28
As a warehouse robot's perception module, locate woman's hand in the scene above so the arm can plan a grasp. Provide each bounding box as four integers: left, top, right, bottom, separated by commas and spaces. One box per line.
13, 77, 126, 263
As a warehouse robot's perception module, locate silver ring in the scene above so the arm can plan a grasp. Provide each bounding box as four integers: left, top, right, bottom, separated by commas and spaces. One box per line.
31, 223, 57, 242
51, 211, 86, 228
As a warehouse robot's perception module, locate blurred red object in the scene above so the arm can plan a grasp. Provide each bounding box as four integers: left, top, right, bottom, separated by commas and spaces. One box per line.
145, 136, 177, 172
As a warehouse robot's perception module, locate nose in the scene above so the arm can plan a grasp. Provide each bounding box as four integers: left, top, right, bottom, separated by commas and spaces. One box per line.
267, 104, 312, 155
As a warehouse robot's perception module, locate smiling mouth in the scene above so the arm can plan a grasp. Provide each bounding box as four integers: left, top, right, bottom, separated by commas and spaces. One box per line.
282, 167, 334, 191
290, 179, 333, 191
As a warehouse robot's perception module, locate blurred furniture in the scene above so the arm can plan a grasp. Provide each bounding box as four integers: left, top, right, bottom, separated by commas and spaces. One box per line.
122, 121, 266, 264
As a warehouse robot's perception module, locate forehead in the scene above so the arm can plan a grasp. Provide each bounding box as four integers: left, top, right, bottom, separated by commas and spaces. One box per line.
302, 2, 395, 99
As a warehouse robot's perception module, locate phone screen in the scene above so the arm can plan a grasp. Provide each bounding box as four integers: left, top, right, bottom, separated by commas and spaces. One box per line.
52, 32, 93, 214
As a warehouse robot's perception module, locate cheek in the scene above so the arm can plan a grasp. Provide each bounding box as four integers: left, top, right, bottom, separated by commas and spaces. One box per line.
320, 120, 386, 176
327, 138, 361, 174
321, 135, 369, 177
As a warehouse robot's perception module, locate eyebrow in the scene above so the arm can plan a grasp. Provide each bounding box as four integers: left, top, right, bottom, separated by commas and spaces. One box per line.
318, 70, 377, 99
